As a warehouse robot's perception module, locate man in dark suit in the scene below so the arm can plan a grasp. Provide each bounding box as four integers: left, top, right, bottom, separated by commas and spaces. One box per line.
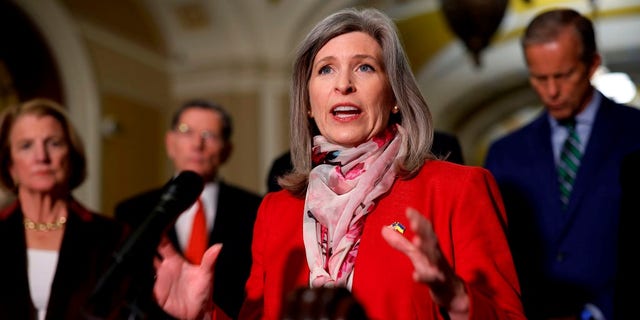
115, 99, 262, 319
266, 130, 465, 192
484, 9, 640, 320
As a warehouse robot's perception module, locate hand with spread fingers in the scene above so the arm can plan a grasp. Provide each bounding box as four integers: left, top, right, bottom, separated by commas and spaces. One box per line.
153, 239, 222, 320
382, 208, 468, 317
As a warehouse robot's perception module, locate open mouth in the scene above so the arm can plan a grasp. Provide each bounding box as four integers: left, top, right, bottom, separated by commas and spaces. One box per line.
331, 106, 361, 118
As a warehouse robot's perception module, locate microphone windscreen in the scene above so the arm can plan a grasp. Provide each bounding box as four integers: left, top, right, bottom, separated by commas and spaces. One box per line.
162, 170, 204, 213
147, 170, 204, 235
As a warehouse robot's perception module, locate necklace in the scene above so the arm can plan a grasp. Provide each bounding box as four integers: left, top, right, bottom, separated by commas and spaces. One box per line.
23, 216, 67, 232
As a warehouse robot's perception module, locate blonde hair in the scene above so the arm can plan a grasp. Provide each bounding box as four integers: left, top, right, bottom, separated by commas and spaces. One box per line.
0, 98, 86, 192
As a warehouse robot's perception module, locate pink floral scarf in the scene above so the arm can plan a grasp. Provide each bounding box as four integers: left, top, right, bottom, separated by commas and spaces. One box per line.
303, 124, 406, 289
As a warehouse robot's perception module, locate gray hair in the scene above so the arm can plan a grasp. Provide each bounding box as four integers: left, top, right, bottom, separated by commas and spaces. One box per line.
281, 7, 434, 197
522, 8, 597, 66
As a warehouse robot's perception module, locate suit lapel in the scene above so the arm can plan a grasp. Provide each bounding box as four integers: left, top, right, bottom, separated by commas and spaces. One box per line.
566, 100, 614, 213
525, 114, 575, 241
531, 115, 557, 180
557, 98, 621, 244
210, 182, 227, 244
47, 207, 92, 319
0, 204, 34, 318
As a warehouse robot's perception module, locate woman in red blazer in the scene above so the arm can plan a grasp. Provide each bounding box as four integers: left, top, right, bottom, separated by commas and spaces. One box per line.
153, 7, 525, 320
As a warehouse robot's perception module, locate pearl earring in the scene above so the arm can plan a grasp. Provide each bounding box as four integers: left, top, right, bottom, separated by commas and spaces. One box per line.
392, 106, 400, 114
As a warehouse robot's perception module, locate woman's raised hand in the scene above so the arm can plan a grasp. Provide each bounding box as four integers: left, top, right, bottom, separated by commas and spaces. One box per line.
381, 208, 469, 318
153, 237, 222, 320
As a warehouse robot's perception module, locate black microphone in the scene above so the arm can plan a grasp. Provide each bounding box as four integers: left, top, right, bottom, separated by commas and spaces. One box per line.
86, 170, 203, 318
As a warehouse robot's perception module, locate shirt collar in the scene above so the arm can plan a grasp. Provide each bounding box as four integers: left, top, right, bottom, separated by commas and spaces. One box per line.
549, 89, 601, 129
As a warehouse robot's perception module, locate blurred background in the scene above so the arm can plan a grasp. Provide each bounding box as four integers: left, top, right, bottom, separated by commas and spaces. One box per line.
1, 0, 639, 215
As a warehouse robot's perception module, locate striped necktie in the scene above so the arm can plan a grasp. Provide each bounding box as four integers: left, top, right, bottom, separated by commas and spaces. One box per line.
557, 119, 582, 209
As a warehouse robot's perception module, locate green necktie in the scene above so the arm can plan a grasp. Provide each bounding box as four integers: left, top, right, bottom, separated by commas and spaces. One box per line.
557, 119, 582, 209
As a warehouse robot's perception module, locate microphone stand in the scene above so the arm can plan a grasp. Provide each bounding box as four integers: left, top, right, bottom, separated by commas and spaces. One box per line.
83, 171, 203, 319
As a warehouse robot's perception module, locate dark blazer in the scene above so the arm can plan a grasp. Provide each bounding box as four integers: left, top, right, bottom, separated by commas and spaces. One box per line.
484, 94, 640, 320
115, 180, 262, 319
615, 148, 640, 319
0, 199, 131, 320
266, 130, 465, 192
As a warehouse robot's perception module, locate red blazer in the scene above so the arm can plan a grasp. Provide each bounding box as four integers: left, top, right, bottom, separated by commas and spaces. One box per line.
239, 160, 525, 319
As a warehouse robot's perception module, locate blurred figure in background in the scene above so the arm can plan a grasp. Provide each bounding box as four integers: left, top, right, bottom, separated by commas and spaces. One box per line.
0, 98, 132, 319
484, 8, 640, 320
115, 99, 262, 319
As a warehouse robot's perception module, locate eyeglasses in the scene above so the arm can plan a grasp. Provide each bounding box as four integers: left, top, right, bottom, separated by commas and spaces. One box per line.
174, 123, 222, 144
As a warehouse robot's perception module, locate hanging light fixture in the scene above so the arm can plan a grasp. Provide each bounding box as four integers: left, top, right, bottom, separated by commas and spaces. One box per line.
439, 0, 508, 67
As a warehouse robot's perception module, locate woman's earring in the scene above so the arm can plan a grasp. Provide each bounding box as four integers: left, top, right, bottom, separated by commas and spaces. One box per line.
392, 105, 400, 114
307, 110, 312, 117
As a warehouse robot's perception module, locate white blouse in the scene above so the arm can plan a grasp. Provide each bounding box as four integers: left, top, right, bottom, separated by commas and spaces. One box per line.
27, 248, 58, 320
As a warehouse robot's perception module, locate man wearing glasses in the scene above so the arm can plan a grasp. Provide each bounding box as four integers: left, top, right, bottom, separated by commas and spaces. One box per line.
115, 99, 262, 319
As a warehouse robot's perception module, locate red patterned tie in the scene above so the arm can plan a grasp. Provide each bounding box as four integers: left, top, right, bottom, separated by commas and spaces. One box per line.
185, 198, 208, 264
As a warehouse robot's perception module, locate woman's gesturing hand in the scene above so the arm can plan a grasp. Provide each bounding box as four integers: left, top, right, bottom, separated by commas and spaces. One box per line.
381, 208, 469, 318
153, 237, 222, 320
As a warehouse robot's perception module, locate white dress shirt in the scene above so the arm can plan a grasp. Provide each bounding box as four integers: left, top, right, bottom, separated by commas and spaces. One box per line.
174, 181, 219, 251
27, 248, 58, 320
